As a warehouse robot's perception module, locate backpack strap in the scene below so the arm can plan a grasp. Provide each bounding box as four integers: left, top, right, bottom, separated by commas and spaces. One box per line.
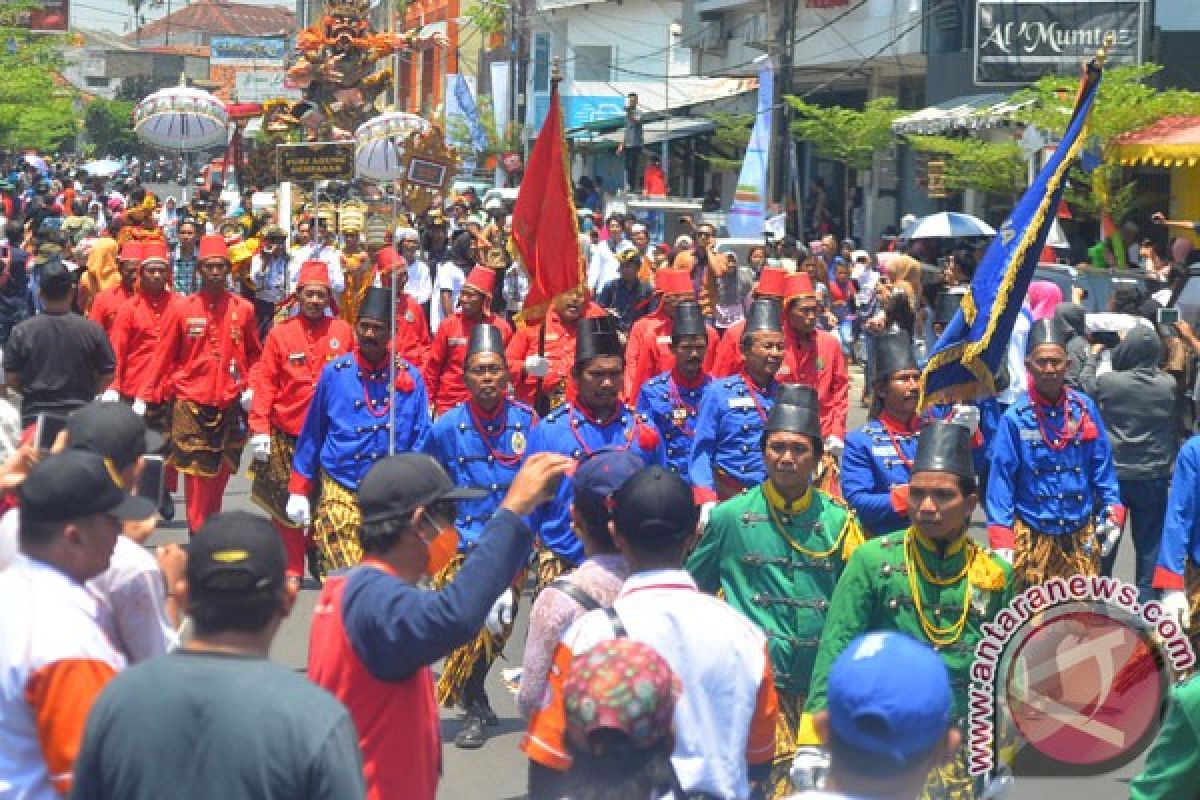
603, 606, 629, 639
545, 578, 600, 612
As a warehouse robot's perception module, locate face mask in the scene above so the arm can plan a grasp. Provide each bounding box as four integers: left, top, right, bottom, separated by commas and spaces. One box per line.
421, 513, 460, 577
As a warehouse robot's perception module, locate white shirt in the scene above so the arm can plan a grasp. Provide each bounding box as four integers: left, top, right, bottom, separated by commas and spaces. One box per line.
998, 307, 1032, 406
0, 555, 125, 799
88, 536, 180, 664
403, 257, 433, 306
587, 240, 621, 294
552, 569, 774, 799
430, 261, 466, 333
287, 242, 345, 299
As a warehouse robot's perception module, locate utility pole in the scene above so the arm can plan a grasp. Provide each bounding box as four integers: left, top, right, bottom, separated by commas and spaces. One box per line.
771, 0, 796, 228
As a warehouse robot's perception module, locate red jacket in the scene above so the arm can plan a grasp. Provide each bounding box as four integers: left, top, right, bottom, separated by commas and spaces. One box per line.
249, 315, 354, 436
395, 293, 432, 367
88, 283, 136, 336
781, 328, 849, 440
423, 312, 512, 415
144, 290, 262, 406
506, 310, 580, 406
109, 289, 181, 398
710, 318, 746, 377
624, 310, 718, 400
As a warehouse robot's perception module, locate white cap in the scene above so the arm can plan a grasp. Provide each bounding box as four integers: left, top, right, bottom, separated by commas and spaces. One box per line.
851, 249, 869, 263
394, 226, 419, 242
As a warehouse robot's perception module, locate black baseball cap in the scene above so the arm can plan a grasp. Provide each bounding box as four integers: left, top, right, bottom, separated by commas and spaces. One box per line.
18, 449, 157, 523
186, 511, 285, 600
67, 402, 165, 469
358, 454, 487, 525
612, 466, 698, 545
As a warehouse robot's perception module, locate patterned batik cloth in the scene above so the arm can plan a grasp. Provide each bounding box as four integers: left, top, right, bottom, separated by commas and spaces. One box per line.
1012, 518, 1099, 592
248, 429, 298, 524
313, 470, 363, 571
170, 400, 246, 477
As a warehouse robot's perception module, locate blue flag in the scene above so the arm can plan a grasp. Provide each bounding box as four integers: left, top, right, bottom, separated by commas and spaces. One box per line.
727, 56, 773, 238
453, 74, 489, 153
919, 62, 1104, 408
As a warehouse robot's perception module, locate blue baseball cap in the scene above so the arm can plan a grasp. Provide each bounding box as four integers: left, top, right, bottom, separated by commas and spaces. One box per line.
573, 448, 645, 519
827, 631, 952, 774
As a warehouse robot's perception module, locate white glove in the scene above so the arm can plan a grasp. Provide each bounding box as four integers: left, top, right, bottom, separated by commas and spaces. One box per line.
790, 746, 830, 792
285, 494, 311, 527
699, 501, 716, 530
824, 435, 844, 459
240, 389, 254, 412
99, 389, 120, 403
485, 588, 516, 635
250, 433, 271, 462
1161, 590, 1191, 631
1097, 520, 1122, 559
993, 548, 1014, 565
950, 404, 980, 437
131, 398, 147, 416
524, 355, 550, 378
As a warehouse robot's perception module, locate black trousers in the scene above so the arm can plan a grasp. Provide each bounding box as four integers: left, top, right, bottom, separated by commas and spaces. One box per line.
624, 145, 642, 191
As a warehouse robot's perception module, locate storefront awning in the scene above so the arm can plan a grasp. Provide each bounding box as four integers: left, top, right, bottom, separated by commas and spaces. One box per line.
570, 117, 716, 148
892, 92, 1034, 136
1113, 116, 1200, 167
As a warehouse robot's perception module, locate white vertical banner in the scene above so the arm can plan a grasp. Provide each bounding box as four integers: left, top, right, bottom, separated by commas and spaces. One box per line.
727, 55, 773, 238
491, 62, 511, 137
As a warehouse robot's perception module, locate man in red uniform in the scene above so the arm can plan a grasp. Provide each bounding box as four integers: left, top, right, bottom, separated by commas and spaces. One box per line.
141, 234, 262, 534
89, 240, 141, 336
623, 268, 718, 400
782, 272, 849, 456
424, 266, 512, 415
107, 239, 181, 519
506, 288, 589, 413
710, 265, 788, 377
375, 246, 431, 366
307, 450, 570, 800
249, 261, 353, 578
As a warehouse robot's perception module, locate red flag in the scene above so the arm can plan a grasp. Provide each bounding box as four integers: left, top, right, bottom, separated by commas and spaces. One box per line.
511, 82, 584, 323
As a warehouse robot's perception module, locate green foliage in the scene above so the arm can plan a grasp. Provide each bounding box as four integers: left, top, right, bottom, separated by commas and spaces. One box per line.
84, 98, 140, 157
0, 24, 78, 152
700, 111, 753, 171
445, 94, 520, 157
907, 135, 1026, 201
786, 96, 902, 171
461, 0, 508, 37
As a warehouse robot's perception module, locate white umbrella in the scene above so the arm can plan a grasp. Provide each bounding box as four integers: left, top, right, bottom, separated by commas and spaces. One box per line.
81, 158, 123, 177
23, 154, 48, 174
132, 86, 228, 151
901, 211, 996, 240
354, 112, 430, 182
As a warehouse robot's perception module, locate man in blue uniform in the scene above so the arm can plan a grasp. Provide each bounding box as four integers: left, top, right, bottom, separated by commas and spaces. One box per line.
690, 298, 786, 506
986, 318, 1123, 588
423, 322, 534, 748
287, 286, 432, 573
525, 314, 665, 591
636, 300, 711, 482
841, 331, 920, 539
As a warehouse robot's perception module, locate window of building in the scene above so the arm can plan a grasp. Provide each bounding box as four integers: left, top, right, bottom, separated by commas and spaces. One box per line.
533, 33, 550, 92
85, 76, 109, 88
573, 45, 613, 82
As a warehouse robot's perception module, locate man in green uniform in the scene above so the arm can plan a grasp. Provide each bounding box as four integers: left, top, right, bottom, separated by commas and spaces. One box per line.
688, 383, 864, 798
794, 421, 1014, 800
1130, 674, 1200, 798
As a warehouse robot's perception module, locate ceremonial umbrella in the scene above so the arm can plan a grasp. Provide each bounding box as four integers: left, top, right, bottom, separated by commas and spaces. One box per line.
900, 212, 996, 240
81, 158, 123, 177
354, 112, 430, 181
132, 85, 229, 152
23, 154, 49, 174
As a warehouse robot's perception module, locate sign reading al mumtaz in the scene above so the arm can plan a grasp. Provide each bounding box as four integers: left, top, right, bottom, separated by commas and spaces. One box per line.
975, 1, 1142, 85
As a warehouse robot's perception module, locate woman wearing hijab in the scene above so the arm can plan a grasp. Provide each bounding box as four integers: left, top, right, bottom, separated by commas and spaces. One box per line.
1026, 279, 1063, 322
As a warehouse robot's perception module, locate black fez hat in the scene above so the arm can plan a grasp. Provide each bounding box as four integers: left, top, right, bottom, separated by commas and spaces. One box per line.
744, 298, 783, 334
934, 288, 967, 327
672, 300, 706, 338
358, 286, 394, 326
467, 322, 506, 359
576, 315, 623, 363
765, 384, 822, 438
1026, 318, 1069, 355
912, 421, 974, 480
873, 331, 918, 384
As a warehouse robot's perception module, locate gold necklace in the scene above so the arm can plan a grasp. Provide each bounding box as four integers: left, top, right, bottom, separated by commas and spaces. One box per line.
765, 498, 844, 559
903, 534, 972, 647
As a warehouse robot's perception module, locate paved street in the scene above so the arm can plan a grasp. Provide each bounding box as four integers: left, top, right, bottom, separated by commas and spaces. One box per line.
143, 364, 1148, 799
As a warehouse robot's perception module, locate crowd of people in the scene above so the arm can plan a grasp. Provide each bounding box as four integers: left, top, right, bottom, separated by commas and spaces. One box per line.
3, 157, 1200, 800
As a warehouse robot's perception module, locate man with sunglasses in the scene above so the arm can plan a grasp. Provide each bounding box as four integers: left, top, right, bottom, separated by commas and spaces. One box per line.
422, 322, 534, 748
308, 450, 571, 800
671, 221, 729, 321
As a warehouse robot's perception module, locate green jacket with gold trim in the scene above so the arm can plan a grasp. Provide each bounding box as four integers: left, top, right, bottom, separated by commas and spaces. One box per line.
804, 528, 1014, 722
687, 484, 863, 697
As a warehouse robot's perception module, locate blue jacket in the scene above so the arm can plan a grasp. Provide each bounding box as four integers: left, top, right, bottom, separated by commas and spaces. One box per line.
292, 352, 431, 492
1155, 436, 1200, 589
689, 374, 777, 499
422, 399, 535, 547
525, 403, 666, 564
841, 418, 917, 538
636, 370, 711, 482
985, 389, 1121, 541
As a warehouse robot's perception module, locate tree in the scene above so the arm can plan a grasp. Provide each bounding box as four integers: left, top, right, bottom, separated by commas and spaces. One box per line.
84, 98, 140, 157
699, 111, 753, 172
445, 94, 521, 163
461, 0, 508, 38
1013, 63, 1200, 225
0, 5, 78, 152
906, 135, 1026, 202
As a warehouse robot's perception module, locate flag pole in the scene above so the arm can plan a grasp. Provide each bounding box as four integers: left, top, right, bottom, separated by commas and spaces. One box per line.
533, 60, 563, 418
389, 258, 399, 454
